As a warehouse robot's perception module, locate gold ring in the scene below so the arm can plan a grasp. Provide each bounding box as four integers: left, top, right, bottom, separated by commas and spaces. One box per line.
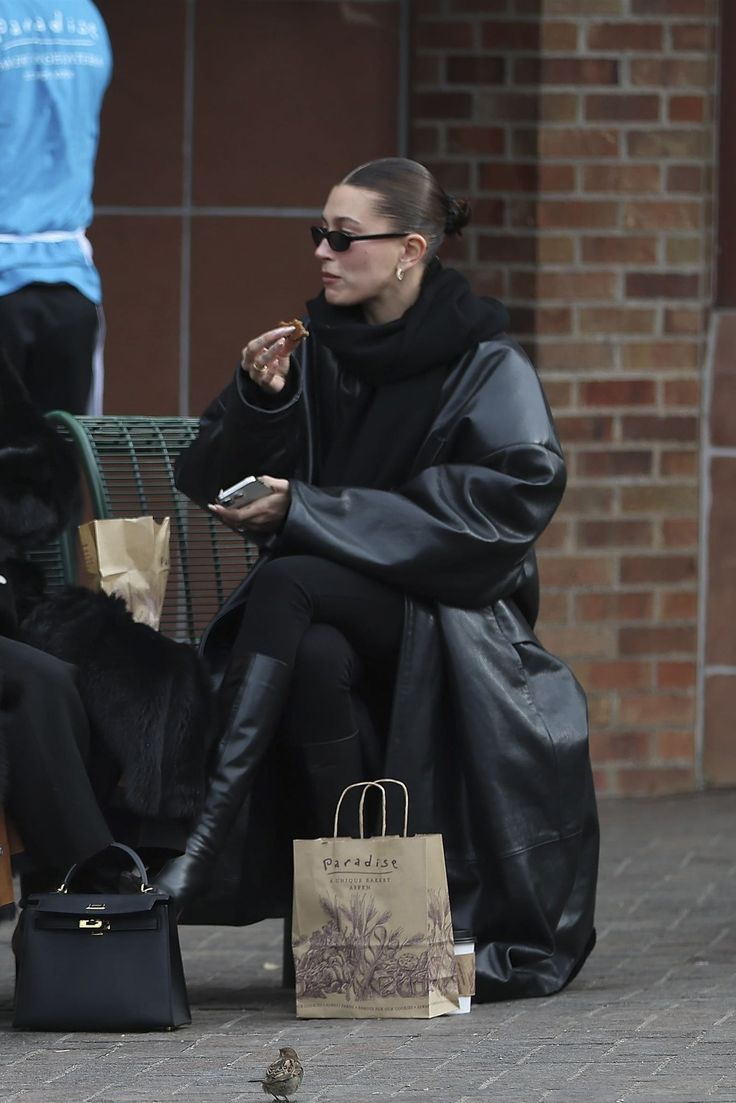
253, 362, 268, 374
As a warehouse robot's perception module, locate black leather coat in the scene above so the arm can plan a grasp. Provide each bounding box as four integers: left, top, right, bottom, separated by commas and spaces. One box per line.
176, 333, 599, 1002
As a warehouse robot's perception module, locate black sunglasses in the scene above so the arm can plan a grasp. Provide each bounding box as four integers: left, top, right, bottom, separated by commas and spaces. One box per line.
310, 225, 410, 253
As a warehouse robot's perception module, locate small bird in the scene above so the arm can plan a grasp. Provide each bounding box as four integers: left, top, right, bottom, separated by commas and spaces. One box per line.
249, 1047, 304, 1101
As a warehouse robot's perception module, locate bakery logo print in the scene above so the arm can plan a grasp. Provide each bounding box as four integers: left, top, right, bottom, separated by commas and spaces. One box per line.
323, 854, 398, 874
0, 10, 101, 45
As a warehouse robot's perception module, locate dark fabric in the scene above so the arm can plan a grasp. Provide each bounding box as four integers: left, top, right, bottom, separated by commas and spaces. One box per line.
231, 554, 404, 670
308, 262, 509, 489
318, 365, 448, 490
0, 359, 109, 889
0, 667, 11, 805
282, 624, 377, 751
174, 278, 599, 1001
19, 588, 214, 822
0, 354, 196, 890
0, 282, 97, 414
229, 553, 403, 795
0, 352, 80, 560
0, 635, 113, 870
289, 729, 366, 838
0, 572, 17, 640
306, 261, 509, 385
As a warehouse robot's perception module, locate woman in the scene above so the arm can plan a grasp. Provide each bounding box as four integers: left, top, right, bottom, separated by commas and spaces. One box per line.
156, 158, 599, 1001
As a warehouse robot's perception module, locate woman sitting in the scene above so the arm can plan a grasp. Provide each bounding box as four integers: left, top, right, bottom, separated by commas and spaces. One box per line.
156, 157, 599, 1002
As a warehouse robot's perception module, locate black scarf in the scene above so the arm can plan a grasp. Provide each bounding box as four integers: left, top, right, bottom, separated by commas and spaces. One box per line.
306, 264, 509, 489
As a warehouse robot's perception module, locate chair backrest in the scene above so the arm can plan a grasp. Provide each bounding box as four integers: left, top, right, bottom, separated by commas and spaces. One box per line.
27, 414, 257, 645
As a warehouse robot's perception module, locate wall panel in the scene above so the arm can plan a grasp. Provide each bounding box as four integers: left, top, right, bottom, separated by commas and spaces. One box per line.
92, 0, 405, 415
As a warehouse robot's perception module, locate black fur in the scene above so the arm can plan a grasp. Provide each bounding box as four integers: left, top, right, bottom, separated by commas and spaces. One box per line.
0, 354, 80, 559
20, 588, 214, 820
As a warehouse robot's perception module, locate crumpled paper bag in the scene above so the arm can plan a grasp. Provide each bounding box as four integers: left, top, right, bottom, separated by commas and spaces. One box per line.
78, 516, 170, 630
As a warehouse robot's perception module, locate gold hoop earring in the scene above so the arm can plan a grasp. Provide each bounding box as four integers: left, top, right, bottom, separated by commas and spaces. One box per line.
396, 266, 404, 282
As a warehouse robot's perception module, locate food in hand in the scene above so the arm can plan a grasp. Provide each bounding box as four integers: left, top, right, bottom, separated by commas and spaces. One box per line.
279, 318, 308, 343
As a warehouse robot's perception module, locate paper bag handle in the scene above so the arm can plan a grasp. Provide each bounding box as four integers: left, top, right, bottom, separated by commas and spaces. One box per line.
333, 778, 409, 839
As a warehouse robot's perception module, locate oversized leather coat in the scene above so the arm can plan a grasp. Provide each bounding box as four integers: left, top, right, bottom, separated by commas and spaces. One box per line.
176, 333, 599, 1002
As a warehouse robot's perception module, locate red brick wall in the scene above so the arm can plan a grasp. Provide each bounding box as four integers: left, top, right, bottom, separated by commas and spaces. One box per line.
411, 0, 719, 795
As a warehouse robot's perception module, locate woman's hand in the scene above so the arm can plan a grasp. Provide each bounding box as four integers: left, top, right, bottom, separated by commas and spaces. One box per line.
241, 326, 302, 394
209, 476, 291, 534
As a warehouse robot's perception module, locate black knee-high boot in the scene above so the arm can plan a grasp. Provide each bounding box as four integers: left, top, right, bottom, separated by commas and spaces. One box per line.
154, 653, 290, 907
293, 732, 366, 838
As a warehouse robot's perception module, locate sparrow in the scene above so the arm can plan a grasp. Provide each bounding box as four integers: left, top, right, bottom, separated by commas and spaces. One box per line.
249, 1047, 304, 1101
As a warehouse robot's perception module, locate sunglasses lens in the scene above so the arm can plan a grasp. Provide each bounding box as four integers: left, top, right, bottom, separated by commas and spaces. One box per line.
328, 231, 351, 252
310, 226, 353, 252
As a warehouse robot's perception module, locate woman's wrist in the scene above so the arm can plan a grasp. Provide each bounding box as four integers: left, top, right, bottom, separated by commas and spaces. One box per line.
236, 360, 300, 410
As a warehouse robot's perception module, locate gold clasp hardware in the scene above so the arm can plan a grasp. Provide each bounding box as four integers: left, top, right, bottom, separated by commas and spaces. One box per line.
79, 918, 110, 934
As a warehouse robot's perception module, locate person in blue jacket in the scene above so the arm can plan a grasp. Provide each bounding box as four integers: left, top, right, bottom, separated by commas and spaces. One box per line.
0, 1, 112, 414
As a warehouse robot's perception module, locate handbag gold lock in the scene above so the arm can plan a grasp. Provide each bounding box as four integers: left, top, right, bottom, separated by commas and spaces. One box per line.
78, 918, 110, 934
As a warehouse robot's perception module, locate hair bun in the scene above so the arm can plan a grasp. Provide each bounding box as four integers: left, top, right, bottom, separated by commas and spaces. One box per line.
444, 196, 471, 236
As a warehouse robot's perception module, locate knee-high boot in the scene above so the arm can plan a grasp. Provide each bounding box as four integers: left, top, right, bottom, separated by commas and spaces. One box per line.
293, 732, 366, 838
154, 652, 290, 907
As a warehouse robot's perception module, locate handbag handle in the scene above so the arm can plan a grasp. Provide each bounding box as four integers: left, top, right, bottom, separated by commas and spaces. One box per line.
57, 842, 151, 894
333, 778, 409, 839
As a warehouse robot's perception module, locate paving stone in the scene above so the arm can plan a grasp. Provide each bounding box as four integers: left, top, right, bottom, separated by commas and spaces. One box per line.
1, 792, 736, 1102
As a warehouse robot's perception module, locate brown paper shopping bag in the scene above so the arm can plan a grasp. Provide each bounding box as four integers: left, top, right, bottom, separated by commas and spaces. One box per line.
292, 779, 460, 1019
78, 516, 170, 630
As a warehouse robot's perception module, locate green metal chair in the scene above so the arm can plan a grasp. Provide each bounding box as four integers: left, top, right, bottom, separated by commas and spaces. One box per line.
28, 413, 258, 645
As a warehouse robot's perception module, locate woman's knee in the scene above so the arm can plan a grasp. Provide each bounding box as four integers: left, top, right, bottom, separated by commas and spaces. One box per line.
283, 625, 362, 748
292, 624, 358, 691
246, 555, 324, 615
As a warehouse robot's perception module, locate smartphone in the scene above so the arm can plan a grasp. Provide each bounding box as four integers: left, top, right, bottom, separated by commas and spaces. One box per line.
216, 475, 274, 508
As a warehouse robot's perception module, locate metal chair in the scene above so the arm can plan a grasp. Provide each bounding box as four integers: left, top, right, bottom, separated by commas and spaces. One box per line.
27, 413, 257, 645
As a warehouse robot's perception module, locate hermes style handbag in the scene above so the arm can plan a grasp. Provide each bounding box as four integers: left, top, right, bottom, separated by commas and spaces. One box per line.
13, 843, 191, 1032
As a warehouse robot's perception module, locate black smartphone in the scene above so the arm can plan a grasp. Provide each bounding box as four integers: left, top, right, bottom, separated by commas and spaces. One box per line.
216, 476, 274, 507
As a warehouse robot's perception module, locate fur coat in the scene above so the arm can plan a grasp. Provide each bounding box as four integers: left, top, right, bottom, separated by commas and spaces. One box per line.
20, 588, 213, 820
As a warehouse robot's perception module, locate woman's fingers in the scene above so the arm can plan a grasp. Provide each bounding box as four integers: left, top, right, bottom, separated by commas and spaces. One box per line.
241, 326, 299, 391
242, 326, 294, 370
209, 476, 290, 533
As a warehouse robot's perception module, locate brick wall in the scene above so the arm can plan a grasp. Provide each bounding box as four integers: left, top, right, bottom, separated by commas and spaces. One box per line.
411, 0, 720, 795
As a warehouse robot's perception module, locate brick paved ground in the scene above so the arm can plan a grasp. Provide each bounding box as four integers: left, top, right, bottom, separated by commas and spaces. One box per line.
1, 791, 735, 1103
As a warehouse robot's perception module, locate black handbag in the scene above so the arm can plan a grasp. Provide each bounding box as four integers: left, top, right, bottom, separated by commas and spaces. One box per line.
13, 842, 191, 1031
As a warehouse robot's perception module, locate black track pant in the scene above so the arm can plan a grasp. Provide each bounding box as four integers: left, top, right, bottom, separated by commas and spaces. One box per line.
231, 554, 405, 755
0, 282, 98, 413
